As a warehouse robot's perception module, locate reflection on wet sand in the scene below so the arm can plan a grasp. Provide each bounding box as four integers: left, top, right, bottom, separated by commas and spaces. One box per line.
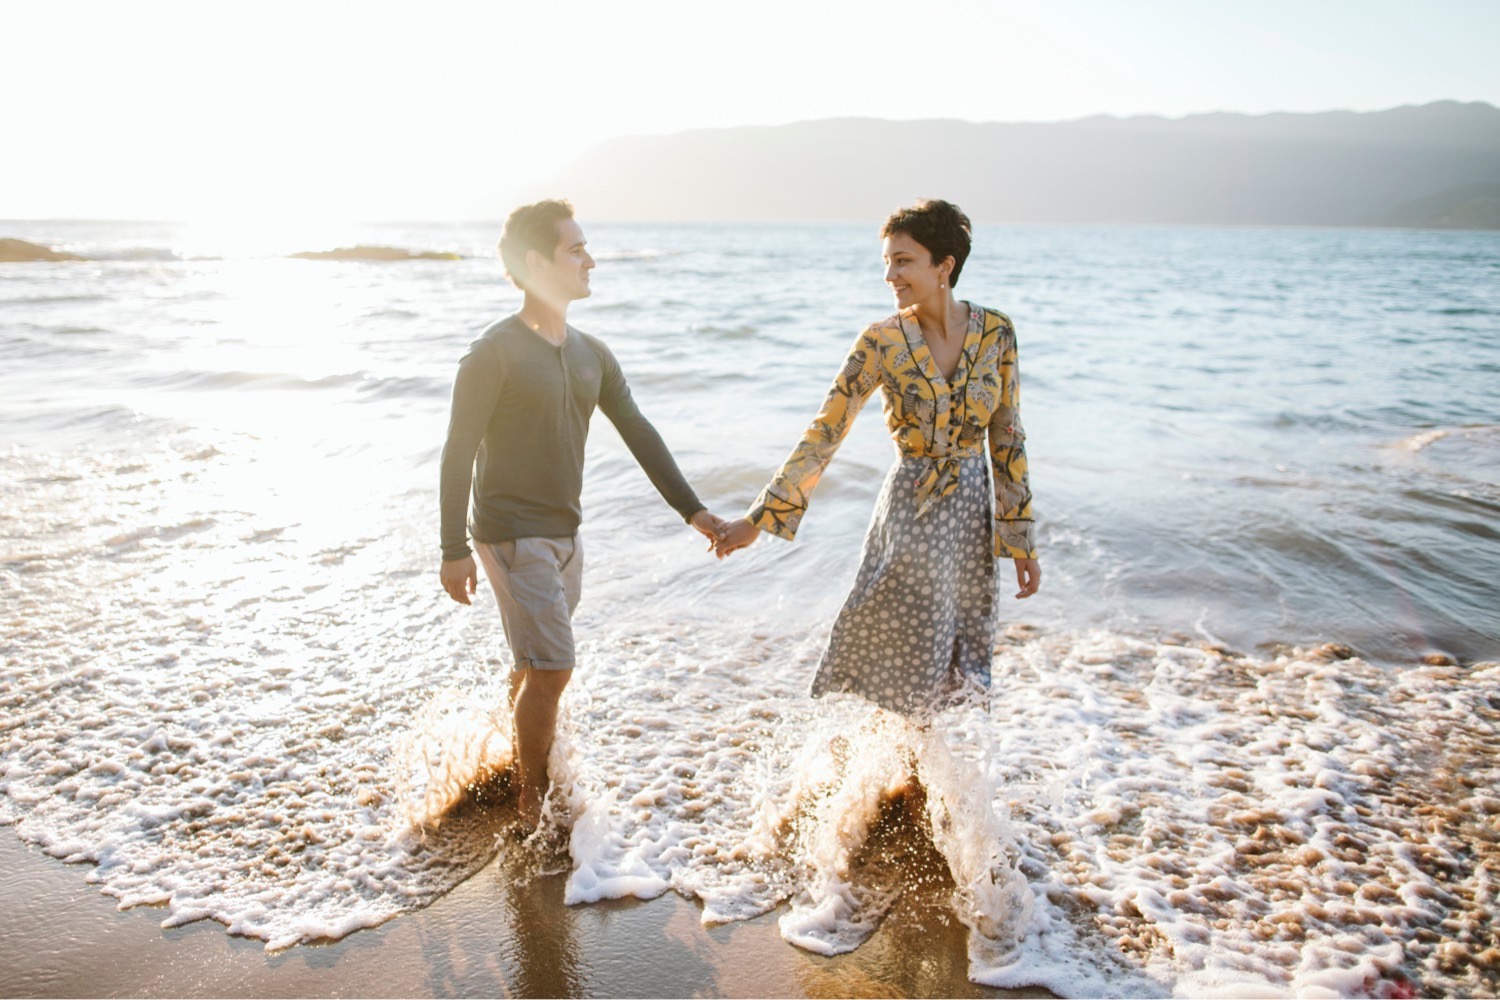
493, 838, 584, 999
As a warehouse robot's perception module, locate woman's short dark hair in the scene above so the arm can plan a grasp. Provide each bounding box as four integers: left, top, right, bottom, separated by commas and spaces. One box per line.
498, 199, 575, 290
880, 199, 973, 288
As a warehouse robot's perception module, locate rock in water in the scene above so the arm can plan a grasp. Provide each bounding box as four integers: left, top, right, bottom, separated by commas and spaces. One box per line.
0, 238, 84, 261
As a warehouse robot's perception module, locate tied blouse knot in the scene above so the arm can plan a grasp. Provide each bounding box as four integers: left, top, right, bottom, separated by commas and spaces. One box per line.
748, 303, 1036, 560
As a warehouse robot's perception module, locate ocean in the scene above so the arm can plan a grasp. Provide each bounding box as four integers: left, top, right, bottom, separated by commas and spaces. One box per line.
2, 218, 1497, 996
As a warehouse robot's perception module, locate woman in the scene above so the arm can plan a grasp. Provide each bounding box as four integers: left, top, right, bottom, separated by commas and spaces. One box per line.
714, 199, 1040, 717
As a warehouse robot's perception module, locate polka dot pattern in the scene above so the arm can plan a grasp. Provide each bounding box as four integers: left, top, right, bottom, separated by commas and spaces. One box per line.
811, 453, 996, 716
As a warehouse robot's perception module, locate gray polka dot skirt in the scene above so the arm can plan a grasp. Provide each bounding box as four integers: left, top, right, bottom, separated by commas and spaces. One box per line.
811, 453, 996, 716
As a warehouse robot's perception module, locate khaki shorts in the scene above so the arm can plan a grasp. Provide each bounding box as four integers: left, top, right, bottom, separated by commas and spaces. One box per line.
475, 535, 582, 671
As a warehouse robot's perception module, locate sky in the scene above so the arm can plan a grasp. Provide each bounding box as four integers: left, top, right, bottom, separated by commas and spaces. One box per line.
3, 0, 1497, 221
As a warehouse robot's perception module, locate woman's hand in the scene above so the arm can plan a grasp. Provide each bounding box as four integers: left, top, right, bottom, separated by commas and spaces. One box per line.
712, 518, 760, 559
1013, 557, 1041, 599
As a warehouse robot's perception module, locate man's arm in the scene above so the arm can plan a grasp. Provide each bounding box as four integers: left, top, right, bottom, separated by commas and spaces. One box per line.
594, 341, 709, 525
439, 342, 503, 601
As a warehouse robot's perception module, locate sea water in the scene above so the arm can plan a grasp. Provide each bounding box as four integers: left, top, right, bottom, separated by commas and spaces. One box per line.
1, 219, 1497, 996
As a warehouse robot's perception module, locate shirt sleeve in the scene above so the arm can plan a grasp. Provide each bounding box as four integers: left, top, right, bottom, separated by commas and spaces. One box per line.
596, 341, 705, 523
747, 327, 882, 541
439, 340, 503, 562
988, 321, 1036, 559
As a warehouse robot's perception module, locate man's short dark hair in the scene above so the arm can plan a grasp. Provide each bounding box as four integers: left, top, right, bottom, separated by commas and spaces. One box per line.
880, 199, 973, 288
498, 199, 575, 290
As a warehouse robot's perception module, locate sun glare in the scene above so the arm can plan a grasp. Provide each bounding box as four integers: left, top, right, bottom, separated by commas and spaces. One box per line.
176, 214, 372, 261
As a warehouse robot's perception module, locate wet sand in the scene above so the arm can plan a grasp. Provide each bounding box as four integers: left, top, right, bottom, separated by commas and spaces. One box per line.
0, 833, 1055, 998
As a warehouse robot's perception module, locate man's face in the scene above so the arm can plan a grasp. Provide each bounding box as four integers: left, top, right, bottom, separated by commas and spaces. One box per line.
531, 218, 595, 303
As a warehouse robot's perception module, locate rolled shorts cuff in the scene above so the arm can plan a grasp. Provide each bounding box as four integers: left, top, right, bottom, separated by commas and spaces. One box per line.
512, 655, 575, 672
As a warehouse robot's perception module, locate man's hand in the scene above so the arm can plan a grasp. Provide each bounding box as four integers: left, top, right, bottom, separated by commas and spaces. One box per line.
712, 518, 760, 559
690, 510, 732, 551
441, 555, 478, 605
1013, 557, 1041, 599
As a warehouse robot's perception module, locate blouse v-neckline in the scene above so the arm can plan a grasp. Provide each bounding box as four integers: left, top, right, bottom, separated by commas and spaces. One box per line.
903, 303, 981, 386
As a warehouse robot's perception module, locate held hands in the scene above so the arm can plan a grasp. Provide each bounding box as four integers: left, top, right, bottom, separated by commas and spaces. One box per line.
691, 509, 759, 559
711, 518, 759, 559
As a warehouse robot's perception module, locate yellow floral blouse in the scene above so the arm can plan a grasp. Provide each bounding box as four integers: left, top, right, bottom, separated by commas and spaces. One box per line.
747, 303, 1036, 559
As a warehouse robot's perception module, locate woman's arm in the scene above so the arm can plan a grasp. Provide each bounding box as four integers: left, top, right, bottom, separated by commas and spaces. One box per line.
987, 319, 1037, 570
742, 328, 883, 544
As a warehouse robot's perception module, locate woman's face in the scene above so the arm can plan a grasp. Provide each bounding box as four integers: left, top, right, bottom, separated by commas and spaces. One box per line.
882, 231, 950, 312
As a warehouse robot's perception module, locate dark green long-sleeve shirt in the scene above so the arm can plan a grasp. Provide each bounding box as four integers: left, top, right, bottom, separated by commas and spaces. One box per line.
439, 314, 704, 562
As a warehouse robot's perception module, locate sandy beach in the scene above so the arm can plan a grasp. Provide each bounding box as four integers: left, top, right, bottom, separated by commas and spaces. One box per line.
1, 832, 1054, 999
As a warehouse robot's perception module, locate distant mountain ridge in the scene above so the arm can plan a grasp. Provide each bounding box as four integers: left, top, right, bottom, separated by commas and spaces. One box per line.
535, 101, 1500, 228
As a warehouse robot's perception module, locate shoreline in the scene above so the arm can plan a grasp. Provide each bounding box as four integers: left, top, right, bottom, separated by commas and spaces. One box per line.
0, 831, 1055, 999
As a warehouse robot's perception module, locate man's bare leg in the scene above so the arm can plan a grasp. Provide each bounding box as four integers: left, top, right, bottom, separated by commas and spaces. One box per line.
510, 666, 572, 827
509, 669, 524, 724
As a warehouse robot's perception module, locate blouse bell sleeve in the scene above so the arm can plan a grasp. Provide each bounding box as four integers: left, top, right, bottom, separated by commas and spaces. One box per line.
747, 327, 882, 541
988, 323, 1037, 559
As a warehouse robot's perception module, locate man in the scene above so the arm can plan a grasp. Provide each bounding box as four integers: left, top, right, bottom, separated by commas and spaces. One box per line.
439, 199, 725, 828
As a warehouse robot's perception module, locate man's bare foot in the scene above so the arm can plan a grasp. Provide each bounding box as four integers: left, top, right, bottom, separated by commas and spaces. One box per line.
516, 785, 543, 830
